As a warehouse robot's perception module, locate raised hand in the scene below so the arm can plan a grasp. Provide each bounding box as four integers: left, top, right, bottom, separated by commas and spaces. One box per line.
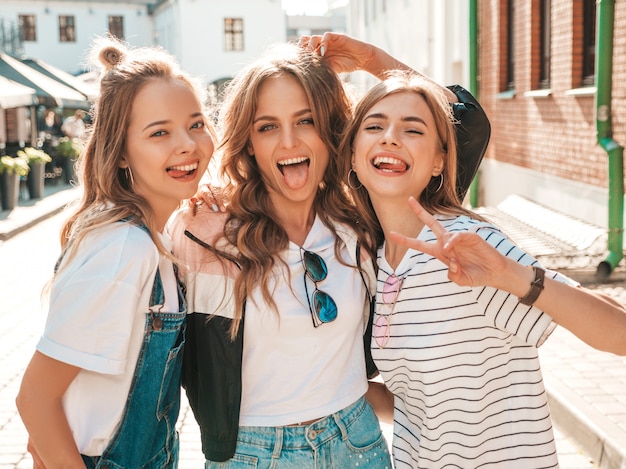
299, 32, 374, 75
298, 33, 457, 101
189, 184, 226, 215
299, 32, 416, 80
388, 197, 508, 287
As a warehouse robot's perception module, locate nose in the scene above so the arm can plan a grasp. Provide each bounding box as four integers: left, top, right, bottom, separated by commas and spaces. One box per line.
380, 125, 399, 146
177, 130, 197, 153
279, 127, 298, 149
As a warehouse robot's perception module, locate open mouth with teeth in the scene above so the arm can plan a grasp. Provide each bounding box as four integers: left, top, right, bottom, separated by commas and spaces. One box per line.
277, 156, 310, 189
372, 155, 408, 173
166, 162, 199, 179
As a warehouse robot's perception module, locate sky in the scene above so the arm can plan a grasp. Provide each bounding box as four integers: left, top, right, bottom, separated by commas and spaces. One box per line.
282, 0, 346, 16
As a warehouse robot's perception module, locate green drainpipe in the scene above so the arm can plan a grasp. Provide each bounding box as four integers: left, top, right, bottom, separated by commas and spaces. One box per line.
468, 0, 479, 208
596, 0, 624, 279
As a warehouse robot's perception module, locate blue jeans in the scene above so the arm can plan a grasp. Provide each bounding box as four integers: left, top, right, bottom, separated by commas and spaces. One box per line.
206, 396, 391, 469
82, 264, 186, 468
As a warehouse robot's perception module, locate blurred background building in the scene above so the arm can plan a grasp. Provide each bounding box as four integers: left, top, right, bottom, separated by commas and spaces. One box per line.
1, 0, 625, 272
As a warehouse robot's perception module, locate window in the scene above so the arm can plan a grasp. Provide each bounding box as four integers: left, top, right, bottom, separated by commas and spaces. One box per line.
224, 18, 243, 51
19, 14, 36, 42
499, 0, 515, 92
59, 15, 75, 42
539, 0, 551, 88
582, 0, 596, 86
108, 15, 124, 40
506, 0, 515, 90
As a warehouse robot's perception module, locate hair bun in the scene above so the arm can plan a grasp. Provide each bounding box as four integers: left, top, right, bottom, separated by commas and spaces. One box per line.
99, 45, 125, 71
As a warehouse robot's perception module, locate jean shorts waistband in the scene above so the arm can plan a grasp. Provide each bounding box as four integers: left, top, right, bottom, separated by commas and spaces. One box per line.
236, 396, 369, 451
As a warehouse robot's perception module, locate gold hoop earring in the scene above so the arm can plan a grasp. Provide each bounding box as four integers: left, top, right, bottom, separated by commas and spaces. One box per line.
348, 168, 362, 190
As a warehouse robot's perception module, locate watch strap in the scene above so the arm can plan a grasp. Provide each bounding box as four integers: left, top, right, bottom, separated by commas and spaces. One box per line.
519, 266, 545, 306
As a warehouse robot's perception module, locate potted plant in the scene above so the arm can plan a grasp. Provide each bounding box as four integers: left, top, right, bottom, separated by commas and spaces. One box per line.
17, 147, 52, 200
55, 137, 83, 184
0, 156, 30, 210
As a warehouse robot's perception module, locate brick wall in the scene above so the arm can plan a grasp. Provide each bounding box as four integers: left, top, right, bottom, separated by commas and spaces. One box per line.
478, 0, 626, 190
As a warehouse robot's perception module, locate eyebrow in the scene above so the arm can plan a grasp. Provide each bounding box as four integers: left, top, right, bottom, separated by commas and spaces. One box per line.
253, 108, 312, 124
142, 112, 204, 132
364, 112, 428, 126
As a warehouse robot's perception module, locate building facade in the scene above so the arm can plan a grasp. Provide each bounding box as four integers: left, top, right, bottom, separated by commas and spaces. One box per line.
151, 0, 285, 85
0, 0, 286, 84
346, 0, 470, 94
476, 0, 626, 229
0, 0, 153, 75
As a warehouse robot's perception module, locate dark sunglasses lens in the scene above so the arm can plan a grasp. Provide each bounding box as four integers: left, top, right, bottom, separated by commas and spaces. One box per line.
313, 290, 338, 323
303, 250, 328, 282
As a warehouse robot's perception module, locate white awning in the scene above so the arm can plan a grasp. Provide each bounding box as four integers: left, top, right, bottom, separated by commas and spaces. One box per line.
0, 52, 88, 108
22, 57, 97, 100
0, 75, 36, 109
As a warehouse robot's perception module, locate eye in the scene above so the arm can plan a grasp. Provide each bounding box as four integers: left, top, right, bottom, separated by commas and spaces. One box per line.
191, 120, 205, 130
406, 128, 424, 135
257, 123, 277, 132
364, 123, 383, 131
298, 117, 315, 126
151, 130, 167, 137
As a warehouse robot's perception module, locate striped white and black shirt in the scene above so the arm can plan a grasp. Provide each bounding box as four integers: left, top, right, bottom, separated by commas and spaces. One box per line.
372, 215, 576, 468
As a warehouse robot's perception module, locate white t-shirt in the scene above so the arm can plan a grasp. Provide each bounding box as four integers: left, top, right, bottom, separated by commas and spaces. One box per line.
239, 216, 369, 426
36, 222, 178, 456
372, 215, 578, 469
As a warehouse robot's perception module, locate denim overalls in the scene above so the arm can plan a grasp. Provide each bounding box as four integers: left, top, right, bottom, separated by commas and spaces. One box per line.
81, 227, 186, 468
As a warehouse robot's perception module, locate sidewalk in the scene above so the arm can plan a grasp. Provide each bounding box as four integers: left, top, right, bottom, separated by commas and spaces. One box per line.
2, 187, 625, 468
0, 182, 80, 241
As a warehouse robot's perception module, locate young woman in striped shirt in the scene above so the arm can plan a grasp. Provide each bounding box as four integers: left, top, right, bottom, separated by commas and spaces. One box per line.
341, 71, 626, 468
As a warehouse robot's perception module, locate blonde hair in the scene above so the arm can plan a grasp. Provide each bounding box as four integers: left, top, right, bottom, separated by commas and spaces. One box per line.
217, 43, 373, 338
339, 71, 481, 249
59, 36, 211, 266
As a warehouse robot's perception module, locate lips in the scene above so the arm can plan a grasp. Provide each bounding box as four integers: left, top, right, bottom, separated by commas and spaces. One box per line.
372, 155, 408, 172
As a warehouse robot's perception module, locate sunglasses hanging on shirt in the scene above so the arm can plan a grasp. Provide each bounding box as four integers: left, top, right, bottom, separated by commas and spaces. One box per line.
301, 249, 338, 327
373, 273, 404, 348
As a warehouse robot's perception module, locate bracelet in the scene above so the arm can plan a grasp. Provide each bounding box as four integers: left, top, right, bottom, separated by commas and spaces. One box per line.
518, 266, 545, 306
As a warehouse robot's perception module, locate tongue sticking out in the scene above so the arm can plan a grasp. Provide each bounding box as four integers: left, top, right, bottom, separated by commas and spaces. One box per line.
377, 161, 407, 172
281, 161, 309, 189
168, 168, 193, 178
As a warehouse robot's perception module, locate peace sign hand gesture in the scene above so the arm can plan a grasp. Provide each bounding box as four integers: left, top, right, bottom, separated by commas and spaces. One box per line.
388, 197, 509, 287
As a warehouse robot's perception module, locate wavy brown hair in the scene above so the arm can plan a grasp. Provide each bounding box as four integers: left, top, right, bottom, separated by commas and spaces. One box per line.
59, 36, 210, 266
339, 71, 482, 249
218, 44, 374, 338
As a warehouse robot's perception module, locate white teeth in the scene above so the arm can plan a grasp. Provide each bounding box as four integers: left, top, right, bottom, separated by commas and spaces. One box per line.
278, 157, 308, 166
373, 155, 403, 166
168, 162, 199, 171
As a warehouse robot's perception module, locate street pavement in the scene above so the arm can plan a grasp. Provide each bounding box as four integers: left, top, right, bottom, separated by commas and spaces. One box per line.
1, 183, 625, 468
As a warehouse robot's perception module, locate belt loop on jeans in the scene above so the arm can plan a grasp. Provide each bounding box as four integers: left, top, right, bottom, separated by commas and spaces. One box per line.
332, 410, 349, 441
272, 427, 284, 460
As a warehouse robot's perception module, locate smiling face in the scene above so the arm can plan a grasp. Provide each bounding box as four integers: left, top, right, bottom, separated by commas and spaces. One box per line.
124, 78, 214, 226
248, 73, 329, 210
352, 91, 445, 205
